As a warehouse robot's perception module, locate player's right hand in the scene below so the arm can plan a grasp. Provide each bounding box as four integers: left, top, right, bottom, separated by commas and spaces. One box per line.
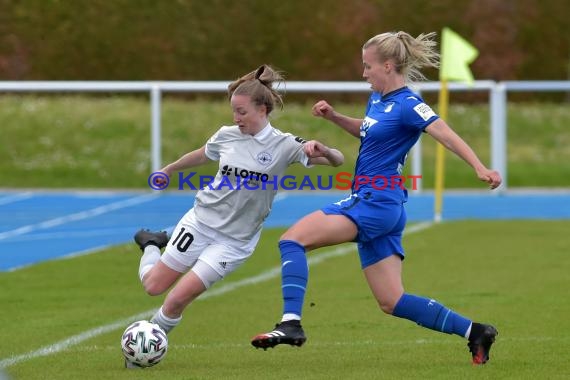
155, 167, 171, 186
312, 100, 334, 120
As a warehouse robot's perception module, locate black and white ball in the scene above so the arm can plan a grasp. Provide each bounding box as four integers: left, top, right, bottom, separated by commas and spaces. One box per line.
121, 320, 168, 368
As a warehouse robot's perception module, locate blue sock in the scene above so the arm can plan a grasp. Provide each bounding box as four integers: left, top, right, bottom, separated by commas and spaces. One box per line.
279, 240, 308, 318
393, 293, 471, 337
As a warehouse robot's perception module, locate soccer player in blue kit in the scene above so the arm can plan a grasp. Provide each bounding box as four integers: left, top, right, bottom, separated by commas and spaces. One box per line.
251, 31, 502, 365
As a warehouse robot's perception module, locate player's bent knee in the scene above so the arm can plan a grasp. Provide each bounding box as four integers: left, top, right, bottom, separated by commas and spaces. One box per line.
143, 286, 164, 297
377, 298, 398, 315
142, 278, 169, 296
279, 232, 312, 249
280, 230, 300, 242
379, 303, 394, 315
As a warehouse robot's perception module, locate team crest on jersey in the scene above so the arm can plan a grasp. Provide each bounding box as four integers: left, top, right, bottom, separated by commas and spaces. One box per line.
384, 102, 394, 113
256, 151, 273, 166
360, 116, 378, 137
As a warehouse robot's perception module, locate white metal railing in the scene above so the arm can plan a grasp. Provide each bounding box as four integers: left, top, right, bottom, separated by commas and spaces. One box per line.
1, 80, 569, 192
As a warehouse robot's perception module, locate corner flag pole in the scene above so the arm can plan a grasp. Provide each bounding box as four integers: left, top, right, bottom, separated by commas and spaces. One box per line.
434, 79, 449, 223
435, 27, 479, 223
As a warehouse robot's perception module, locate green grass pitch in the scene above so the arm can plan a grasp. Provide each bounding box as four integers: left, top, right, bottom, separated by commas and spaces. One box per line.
1, 220, 569, 379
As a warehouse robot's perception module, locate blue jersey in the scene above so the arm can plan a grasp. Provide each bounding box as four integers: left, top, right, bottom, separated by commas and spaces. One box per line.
352, 87, 439, 201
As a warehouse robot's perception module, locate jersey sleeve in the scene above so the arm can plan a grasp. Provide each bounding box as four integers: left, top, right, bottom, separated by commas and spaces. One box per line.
204, 127, 227, 160
401, 96, 439, 131
286, 135, 311, 167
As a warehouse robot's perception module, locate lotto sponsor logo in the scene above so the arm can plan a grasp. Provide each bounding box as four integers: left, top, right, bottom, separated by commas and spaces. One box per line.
220, 165, 270, 182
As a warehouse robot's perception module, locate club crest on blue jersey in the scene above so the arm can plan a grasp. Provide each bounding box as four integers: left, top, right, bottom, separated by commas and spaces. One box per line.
384, 102, 394, 113
256, 151, 273, 166
360, 116, 379, 138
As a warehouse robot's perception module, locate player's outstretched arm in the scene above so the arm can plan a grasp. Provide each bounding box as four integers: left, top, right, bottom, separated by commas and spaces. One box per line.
159, 146, 210, 178
425, 119, 502, 189
303, 140, 344, 167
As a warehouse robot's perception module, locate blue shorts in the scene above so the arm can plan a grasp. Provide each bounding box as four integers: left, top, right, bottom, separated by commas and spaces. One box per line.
321, 192, 406, 269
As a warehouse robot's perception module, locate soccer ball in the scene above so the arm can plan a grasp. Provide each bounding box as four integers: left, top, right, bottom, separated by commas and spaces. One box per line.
121, 320, 168, 368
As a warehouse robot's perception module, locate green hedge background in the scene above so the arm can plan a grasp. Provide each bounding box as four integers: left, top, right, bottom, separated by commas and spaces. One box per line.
1, 0, 568, 81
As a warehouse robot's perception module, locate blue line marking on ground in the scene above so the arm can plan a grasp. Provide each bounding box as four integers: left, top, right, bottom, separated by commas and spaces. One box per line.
0, 190, 569, 271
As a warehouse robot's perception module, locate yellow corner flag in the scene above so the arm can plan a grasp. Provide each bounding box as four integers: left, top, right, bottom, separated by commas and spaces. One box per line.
439, 27, 479, 84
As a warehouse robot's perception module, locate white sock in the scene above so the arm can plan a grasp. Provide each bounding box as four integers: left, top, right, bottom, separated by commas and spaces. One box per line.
138, 245, 161, 282
464, 323, 472, 339
281, 313, 301, 322
151, 306, 182, 334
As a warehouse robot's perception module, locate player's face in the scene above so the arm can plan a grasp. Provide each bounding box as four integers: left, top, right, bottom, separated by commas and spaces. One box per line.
362, 47, 389, 93
230, 94, 268, 136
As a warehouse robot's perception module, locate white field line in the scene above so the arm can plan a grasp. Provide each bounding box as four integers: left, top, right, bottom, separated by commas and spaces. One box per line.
0, 192, 34, 206
4, 225, 178, 272
4, 192, 287, 266
63, 334, 564, 353
0, 193, 159, 241
3, 228, 138, 242
0, 221, 433, 368
274, 192, 289, 202
5, 244, 114, 273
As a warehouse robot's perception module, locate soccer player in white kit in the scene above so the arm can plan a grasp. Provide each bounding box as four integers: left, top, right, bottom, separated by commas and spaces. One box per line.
130, 65, 344, 354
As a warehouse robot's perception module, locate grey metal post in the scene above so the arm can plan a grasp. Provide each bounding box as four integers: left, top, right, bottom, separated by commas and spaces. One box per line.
150, 85, 162, 173
490, 82, 507, 192
410, 137, 423, 193
410, 88, 422, 193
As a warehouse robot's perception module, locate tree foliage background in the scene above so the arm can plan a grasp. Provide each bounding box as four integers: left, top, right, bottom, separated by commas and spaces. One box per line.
0, 0, 568, 81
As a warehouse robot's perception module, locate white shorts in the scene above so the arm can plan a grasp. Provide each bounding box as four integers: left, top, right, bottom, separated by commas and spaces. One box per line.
160, 208, 261, 280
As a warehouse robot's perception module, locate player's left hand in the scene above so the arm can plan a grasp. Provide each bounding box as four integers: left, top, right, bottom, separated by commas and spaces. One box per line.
303, 140, 329, 158
476, 168, 502, 189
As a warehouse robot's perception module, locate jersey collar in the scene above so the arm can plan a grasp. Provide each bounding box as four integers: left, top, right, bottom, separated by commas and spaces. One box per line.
380, 86, 408, 100
253, 122, 273, 142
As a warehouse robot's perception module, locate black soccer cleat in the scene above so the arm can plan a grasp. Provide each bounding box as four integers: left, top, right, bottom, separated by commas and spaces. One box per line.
133, 229, 169, 251
467, 323, 498, 365
251, 320, 307, 350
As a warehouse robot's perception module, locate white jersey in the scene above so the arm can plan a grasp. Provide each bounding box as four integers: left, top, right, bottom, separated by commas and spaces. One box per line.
194, 123, 310, 241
